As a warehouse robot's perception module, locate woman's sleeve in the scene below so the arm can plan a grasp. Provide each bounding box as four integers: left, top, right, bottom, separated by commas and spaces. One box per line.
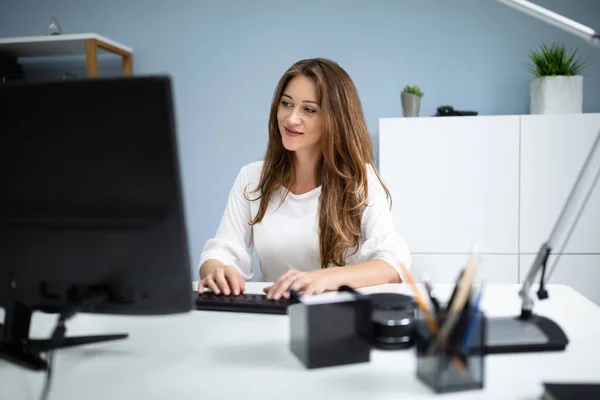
356, 165, 412, 282
198, 166, 255, 281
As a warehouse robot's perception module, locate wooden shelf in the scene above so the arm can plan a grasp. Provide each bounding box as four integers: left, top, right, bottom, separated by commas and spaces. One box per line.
0, 33, 133, 77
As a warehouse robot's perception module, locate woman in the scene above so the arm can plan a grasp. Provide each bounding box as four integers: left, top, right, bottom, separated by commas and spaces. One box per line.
198, 58, 411, 300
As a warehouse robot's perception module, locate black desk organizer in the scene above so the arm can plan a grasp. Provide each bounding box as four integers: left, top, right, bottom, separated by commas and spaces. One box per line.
288, 288, 421, 369
414, 308, 486, 394
288, 287, 373, 369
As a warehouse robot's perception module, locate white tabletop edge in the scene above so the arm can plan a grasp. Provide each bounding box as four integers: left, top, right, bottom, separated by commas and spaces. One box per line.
0, 33, 133, 54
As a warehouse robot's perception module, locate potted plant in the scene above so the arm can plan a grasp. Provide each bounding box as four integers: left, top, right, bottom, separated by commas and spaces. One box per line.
401, 84, 424, 117
526, 41, 589, 114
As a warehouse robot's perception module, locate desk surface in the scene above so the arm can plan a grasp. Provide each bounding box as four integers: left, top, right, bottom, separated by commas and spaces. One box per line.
2, 282, 600, 400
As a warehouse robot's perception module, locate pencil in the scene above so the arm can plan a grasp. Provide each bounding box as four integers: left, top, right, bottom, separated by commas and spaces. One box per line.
399, 263, 438, 334
399, 263, 466, 373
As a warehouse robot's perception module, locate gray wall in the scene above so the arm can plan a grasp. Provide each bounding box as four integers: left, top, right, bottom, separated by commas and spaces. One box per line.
2, 0, 599, 279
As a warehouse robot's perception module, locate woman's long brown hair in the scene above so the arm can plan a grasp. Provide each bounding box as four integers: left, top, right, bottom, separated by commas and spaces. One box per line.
248, 58, 391, 268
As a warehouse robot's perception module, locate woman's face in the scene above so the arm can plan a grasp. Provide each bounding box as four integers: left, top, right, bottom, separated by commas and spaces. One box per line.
277, 75, 323, 157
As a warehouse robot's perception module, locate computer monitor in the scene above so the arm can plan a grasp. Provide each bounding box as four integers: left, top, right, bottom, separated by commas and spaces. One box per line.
0, 76, 193, 371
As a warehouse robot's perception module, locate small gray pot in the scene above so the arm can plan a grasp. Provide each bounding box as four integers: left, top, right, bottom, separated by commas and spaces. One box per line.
401, 92, 421, 117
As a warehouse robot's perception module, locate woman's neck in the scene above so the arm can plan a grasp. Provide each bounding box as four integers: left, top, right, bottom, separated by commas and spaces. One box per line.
290, 149, 321, 195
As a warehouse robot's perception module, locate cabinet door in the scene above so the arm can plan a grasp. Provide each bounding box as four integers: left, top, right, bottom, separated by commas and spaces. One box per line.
410, 254, 518, 284
520, 254, 600, 307
520, 114, 600, 254
379, 116, 520, 254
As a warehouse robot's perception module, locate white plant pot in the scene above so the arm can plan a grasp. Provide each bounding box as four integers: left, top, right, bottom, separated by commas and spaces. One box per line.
530, 75, 583, 114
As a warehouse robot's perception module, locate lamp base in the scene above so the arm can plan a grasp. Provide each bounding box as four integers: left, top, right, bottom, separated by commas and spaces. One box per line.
483, 315, 568, 354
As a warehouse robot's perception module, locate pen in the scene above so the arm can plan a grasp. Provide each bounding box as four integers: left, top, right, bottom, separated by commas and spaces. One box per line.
461, 285, 484, 350
421, 274, 440, 313
446, 268, 465, 311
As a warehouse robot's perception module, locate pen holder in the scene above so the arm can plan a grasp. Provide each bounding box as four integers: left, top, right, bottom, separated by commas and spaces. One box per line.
414, 308, 486, 394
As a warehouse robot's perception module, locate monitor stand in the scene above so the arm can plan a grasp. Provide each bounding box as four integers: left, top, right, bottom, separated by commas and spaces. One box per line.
484, 315, 569, 354
0, 301, 128, 371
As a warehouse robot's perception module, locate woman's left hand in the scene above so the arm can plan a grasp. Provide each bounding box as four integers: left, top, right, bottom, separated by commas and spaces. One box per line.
263, 269, 333, 300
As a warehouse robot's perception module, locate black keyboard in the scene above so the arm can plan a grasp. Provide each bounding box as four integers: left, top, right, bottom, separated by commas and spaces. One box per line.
194, 291, 299, 315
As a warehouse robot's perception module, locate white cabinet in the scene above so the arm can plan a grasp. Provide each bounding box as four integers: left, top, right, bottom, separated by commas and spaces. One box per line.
520, 114, 600, 254
380, 114, 600, 303
379, 116, 520, 254
411, 254, 518, 285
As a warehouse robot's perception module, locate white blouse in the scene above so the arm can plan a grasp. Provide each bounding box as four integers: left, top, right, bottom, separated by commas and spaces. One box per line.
199, 161, 411, 283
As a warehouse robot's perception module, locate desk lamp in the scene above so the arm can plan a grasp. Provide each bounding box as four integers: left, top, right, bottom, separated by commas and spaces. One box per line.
483, 0, 600, 354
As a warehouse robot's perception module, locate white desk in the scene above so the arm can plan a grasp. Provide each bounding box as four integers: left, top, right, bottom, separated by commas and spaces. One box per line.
2, 283, 600, 400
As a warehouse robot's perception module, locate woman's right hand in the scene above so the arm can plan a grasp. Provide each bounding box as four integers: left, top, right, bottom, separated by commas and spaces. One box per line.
198, 264, 245, 296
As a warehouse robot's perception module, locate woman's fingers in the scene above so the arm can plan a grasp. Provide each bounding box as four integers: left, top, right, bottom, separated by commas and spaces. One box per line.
214, 268, 231, 295
224, 267, 242, 295
290, 274, 312, 292
283, 275, 312, 298
264, 270, 297, 298
237, 273, 246, 294
269, 273, 304, 300
198, 266, 246, 296
303, 283, 316, 296
204, 275, 221, 295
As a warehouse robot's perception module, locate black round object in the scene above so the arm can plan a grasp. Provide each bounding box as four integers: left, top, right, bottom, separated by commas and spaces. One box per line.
368, 293, 417, 350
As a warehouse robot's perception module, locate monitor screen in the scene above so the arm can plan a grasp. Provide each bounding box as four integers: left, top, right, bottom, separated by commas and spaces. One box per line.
0, 76, 192, 316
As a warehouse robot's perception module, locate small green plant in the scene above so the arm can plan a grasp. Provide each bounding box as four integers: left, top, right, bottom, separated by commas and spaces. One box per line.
402, 84, 424, 98
526, 42, 589, 78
